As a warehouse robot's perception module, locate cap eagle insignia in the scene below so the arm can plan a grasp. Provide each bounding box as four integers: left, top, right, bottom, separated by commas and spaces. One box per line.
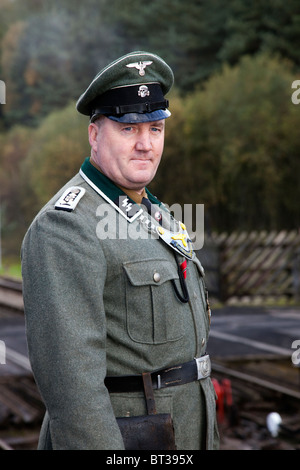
126, 61, 153, 76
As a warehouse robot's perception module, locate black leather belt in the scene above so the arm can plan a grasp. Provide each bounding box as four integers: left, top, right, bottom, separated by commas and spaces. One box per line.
105, 355, 211, 393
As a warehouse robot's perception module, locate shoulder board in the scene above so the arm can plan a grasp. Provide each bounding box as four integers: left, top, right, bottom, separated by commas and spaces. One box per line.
55, 186, 86, 212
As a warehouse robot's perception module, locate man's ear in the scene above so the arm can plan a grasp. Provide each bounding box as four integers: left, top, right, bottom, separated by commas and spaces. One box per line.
88, 123, 99, 152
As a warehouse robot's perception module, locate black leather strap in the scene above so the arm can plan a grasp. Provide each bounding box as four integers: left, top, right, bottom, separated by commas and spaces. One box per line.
105, 358, 206, 394
142, 372, 157, 415
92, 99, 169, 117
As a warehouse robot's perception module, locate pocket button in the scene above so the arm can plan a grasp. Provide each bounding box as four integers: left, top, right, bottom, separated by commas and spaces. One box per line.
153, 272, 161, 283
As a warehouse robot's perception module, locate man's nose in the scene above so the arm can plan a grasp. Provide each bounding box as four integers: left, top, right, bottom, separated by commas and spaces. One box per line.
135, 131, 152, 152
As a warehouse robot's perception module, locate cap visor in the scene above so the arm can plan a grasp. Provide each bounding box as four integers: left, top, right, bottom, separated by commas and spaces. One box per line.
107, 109, 171, 123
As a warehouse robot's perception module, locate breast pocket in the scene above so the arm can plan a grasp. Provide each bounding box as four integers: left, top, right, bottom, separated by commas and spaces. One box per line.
123, 259, 185, 344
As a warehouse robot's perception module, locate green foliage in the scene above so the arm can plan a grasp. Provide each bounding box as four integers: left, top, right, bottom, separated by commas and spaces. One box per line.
23, 102, 90, 211
1, 0, 120, 125
109, 0, 229, 89
0, 124, 35, 253
0, 261, 22, 280
1, 0, 300, 258
153, 53, 300, 231
2, 0, 300, 125
0, 102, 89, 257
220, 0, 300, 66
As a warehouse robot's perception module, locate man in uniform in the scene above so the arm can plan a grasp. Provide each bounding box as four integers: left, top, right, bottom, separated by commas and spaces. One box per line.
21, 51, 219, 450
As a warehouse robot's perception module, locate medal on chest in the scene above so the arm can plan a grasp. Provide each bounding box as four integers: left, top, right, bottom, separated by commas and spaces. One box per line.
138, 209, 194, 260
156, 222, 193, 259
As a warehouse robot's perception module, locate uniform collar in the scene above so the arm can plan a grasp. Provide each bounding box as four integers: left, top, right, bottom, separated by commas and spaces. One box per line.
80, 157, 195, 260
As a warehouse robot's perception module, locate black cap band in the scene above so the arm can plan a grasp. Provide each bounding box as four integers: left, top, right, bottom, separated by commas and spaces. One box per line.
91, 99, 169, 118
90, 83, 168, 118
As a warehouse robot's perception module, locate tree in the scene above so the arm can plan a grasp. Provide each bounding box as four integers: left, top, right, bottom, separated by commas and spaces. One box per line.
110, 0, 230, 89
1, 0, 120, 125
152, 53, 300, 232
219, 0, 300, 67
0, 125, 35, 255
22, 102, 90, 214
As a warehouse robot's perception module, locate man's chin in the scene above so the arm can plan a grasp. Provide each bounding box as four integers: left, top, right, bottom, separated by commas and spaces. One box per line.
126, 172, 157, 190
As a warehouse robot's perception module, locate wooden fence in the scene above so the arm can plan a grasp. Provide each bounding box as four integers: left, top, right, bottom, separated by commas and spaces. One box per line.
197, 230, 300, 304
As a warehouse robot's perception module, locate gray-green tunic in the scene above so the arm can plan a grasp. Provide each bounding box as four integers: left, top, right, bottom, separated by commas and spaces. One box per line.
21, 157, 219, 450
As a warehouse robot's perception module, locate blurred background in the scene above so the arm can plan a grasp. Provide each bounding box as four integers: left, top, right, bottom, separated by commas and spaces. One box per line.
0, 0, 300, 450
0, 0, 300, 287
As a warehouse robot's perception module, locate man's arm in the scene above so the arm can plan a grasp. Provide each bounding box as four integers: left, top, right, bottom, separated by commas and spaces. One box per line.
21, 207, 124, 449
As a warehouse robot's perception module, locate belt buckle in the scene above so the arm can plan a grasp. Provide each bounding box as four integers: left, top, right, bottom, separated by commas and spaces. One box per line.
195, 355, 211, 380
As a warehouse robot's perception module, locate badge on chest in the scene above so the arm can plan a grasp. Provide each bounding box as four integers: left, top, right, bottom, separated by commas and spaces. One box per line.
156, 223, 193, 259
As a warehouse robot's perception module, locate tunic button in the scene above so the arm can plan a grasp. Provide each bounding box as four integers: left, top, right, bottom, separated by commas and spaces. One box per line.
153, 272, 161, 283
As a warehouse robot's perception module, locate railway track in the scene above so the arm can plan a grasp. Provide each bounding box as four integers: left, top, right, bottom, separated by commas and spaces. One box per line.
0, 277, 299, 449
0, 276, 23, 312
0, 277, 44, 450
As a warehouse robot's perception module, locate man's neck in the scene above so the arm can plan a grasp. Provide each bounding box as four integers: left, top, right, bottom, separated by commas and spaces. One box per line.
116, 186, 147, 205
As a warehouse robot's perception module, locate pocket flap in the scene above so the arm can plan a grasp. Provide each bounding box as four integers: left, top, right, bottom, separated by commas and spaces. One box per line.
123, 259, 179, 287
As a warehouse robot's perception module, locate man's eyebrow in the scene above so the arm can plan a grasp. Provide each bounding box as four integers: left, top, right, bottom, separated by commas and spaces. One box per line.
150, 121, 165, 128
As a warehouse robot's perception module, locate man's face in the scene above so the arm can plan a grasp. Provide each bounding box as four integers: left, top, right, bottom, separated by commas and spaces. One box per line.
89, 117, 165, 191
